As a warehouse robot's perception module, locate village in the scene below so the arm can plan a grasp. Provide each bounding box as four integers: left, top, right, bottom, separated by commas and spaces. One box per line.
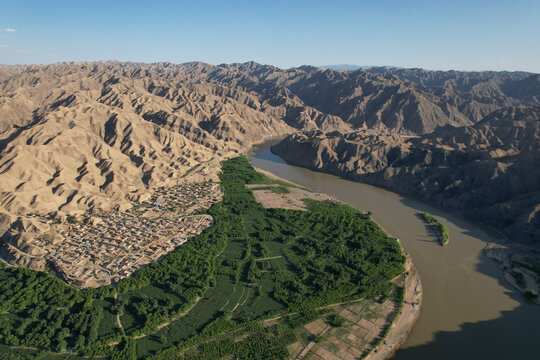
33, 181, 222, 288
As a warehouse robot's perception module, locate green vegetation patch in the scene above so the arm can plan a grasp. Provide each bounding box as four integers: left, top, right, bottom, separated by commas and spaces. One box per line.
419, 212, 449, 246
525, 290, 538, 299
328, 314, 346, 327
0, 156, 405, 359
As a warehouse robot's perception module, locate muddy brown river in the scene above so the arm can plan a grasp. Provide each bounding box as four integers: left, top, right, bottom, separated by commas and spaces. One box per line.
249, 142, 540, 360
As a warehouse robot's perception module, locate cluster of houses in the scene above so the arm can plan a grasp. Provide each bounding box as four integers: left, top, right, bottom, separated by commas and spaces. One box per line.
32, 181, 222, 288
140, 181, 222, 215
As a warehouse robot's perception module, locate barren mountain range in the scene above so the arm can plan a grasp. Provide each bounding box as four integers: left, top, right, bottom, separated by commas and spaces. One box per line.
272, 106, 540, 245
0, 61, 539, 250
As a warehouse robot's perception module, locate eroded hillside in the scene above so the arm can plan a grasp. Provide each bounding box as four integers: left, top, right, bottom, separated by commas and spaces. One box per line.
273, 106, 540, 245
0, 61, 538, 256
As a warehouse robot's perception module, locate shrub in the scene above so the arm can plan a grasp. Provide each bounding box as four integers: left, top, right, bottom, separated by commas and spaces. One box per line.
313, 334, 324, 343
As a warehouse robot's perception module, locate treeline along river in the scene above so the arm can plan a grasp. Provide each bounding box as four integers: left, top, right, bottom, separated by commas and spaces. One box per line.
249, 141, 540, 360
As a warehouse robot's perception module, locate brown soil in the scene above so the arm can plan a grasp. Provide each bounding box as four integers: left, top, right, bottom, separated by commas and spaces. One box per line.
249, 185, 334, 211
247, 168, 336, 211
290, 255, 422, 360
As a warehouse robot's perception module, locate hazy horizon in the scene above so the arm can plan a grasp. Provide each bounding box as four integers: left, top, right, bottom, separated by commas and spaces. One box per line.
1, 0, 539, 73
2, 59, 540, 75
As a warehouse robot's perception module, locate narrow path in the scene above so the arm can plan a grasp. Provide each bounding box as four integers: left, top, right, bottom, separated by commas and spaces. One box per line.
219, 299, 230, 312
296, 324, 331, 359
296, 338, 315, 360
116, 313, 123, 328
231, 286, 250, 312
254, 255, 283, 261
0, 255, 13, 267
6, 239, 38, 258
220, 278, 242, 312
113, 293, 123, 328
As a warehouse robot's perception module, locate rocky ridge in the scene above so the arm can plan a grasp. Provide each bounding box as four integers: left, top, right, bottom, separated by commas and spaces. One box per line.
272, 106, 540, 245
0, 61, 539, 268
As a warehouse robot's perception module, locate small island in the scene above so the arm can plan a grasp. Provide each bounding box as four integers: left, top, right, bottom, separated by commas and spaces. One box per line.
419, 212, 449, 246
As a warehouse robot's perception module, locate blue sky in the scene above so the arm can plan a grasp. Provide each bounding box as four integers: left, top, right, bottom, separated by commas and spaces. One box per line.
1, 0, 539, 72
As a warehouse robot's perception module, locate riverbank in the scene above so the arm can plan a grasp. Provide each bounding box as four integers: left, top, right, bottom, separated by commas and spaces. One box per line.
249, 143, 540, 359
366, 255, 422, 360
254, 166, 423, 359
484, 242, 540, 306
